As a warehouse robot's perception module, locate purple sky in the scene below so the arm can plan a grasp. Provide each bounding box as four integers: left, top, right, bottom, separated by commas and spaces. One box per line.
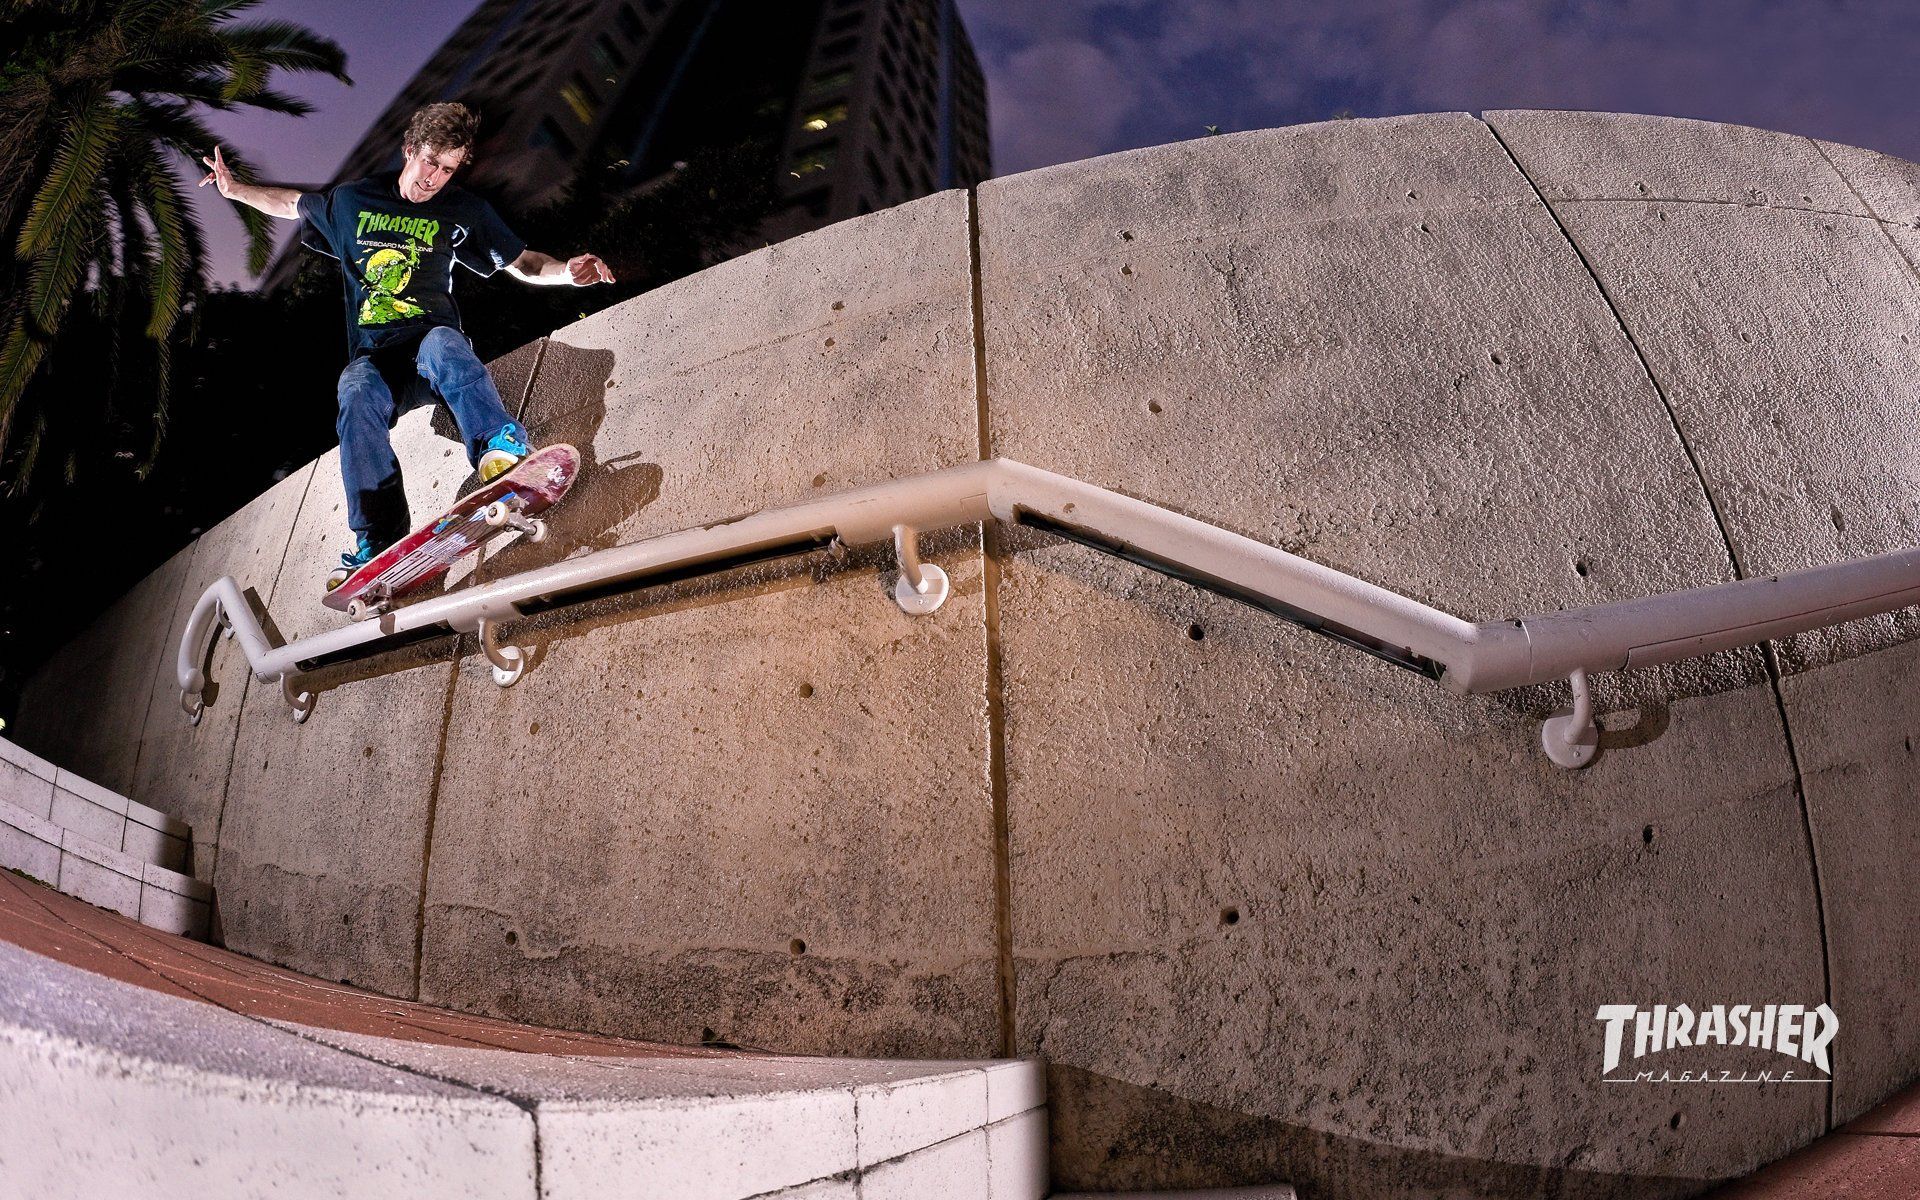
197, 0, 1920, 286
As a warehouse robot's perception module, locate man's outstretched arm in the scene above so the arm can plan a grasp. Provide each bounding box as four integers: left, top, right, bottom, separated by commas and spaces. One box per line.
507, 248, 615, 287
198, 145, 301, 219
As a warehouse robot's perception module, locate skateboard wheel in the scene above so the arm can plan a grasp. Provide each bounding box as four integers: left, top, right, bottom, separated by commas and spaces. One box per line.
484, 500, 511, 528
347, 597, 385, 622
528, 518, 548, 544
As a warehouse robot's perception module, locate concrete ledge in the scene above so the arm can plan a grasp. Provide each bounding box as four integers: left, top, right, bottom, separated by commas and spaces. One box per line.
0, 940, 537, 1197
0, 896, 1046, 1200
278, 1024, 1047, 1200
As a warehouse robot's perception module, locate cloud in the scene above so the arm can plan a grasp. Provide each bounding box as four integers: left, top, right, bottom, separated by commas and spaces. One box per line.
988, 37, 1147, 173
954, 0, 1920, 175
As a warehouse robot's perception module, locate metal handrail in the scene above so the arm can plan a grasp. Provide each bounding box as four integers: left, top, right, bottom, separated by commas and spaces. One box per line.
175, 458, 1920, 766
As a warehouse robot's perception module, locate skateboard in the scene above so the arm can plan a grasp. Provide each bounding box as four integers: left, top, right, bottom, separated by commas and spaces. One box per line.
324, 443, 580, 620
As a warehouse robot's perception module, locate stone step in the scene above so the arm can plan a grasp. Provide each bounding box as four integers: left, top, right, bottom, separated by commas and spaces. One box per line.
0, 737, 191, 872
0, 801, 212, 939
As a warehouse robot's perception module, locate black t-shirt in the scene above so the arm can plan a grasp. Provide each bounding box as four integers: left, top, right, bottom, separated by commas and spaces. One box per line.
297, 173, 526, 360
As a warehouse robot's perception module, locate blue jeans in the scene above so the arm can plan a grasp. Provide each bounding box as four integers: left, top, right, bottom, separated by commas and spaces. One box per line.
336, 325, 516, 541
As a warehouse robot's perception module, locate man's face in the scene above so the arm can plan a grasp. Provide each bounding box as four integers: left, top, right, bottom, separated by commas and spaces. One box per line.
398, 142, 467, 203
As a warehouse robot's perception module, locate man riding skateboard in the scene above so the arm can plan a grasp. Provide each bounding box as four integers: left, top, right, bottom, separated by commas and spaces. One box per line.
198, 102, 613, 588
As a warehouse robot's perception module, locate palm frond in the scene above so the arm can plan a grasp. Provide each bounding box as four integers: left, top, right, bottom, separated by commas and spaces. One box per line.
0, 324, 51, 450
23, 191, 101, 332
131, 148, 197, 341
15, 92, 116, 257
228, 85, 312, 117
218, 19, 350, 84
124, 96, 220, 163
220, 48, 267, 101
3, 0, 350, 505
7, 409, 48, 501
195, 0, 264, 24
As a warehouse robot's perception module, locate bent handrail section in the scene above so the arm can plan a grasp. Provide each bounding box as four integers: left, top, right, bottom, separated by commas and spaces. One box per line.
174, 458, 1920, 763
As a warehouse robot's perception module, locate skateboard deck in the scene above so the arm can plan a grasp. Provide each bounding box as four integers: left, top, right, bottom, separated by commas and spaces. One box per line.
324, 443, 580, 619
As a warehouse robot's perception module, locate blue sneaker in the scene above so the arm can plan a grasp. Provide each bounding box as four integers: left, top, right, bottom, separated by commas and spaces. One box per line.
326, 530, 382, 591
477, 422, 532, 482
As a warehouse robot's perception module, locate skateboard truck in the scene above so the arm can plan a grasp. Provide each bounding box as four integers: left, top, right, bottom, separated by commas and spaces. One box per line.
346, 589, 391, 622
1541, 667, 1598, 769
891, 524, 949, 615
483, 497, 548, 543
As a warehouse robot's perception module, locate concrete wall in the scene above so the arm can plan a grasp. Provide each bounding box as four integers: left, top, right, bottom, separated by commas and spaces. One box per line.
18, 112, 1920, 1198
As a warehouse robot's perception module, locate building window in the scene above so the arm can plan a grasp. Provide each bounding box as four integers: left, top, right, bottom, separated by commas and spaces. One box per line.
560, 74, 597, 125
825, 10, 862, 33
806, 66, 854, 95
592, 33, 627, 75
789, 143, 838, 178
799, 102, 848, 133
820, 34, 858, 58
531, 116, 577, 156
616, 3, 644, 40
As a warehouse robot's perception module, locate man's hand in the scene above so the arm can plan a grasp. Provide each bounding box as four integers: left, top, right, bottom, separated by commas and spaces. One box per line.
198, 145, 238, 198
508, 249, 616, 287
568, 253, 614, 285
197, 146, 302, 220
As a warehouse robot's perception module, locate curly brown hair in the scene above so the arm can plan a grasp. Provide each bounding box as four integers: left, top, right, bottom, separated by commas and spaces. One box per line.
403, 102, 481, 163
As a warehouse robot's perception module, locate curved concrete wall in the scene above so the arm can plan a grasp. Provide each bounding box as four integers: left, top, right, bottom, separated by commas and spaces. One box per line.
19, 111, 1920, 1198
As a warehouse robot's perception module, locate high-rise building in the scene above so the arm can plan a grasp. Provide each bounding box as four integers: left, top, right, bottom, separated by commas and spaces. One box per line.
264, 0, 989, 288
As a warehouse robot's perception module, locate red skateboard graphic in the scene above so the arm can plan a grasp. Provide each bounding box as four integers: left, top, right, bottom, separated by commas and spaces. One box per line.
323, 444, 579, 620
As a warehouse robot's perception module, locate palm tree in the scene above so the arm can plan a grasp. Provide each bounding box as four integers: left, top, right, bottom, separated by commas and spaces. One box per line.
0, 0, 348, 504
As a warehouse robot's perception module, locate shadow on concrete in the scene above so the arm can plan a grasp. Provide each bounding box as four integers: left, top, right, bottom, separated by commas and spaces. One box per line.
1049, 1064, 1714, 1200
992, 521, 1774, 739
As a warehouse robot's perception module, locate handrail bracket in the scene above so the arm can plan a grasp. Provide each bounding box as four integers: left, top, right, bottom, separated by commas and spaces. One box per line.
891, 524, 950, 615
477, 618, 527, 687
1541, 668, 1597, 769
281, 673, 314, 725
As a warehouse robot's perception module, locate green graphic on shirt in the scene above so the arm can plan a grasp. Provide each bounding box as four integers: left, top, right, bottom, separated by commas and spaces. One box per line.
356, 210, 439, 244
358, 241, 426, 326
